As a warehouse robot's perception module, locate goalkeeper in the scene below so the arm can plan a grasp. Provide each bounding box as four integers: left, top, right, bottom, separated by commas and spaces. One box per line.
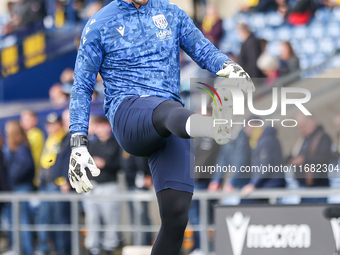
68, 0, 254, 254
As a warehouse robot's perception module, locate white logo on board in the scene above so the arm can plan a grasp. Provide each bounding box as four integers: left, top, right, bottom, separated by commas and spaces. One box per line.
225, 211, 311, 255
331, 218, 340, 250
226, 212, 250, 255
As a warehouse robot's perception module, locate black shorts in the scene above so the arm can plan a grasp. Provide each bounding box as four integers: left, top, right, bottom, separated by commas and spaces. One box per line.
112, 96, 194, 194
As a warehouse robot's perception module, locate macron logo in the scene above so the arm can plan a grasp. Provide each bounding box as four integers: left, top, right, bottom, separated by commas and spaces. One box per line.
117, 26, 125, 36
226, 212, 250, 255
331, 218, 340, 250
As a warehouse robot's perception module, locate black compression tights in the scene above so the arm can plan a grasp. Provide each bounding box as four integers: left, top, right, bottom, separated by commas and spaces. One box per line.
152, 100, 193, 139
151, 189, 193, 255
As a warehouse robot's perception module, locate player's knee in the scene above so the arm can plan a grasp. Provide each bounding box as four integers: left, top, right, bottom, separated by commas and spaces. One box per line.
163, 204, 189, 231
173, 212, 189, 232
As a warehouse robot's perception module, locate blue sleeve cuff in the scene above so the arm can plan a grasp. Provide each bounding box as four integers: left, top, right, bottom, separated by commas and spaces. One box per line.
69, 126, 88, 136
214, 56, 232, 75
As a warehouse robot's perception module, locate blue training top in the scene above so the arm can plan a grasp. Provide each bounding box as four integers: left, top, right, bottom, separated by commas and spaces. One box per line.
70, 0, 231, 135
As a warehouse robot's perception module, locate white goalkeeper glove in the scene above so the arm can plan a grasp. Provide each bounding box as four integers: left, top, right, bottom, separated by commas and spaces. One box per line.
216, 61, 255, 93
68, 134, 100, 193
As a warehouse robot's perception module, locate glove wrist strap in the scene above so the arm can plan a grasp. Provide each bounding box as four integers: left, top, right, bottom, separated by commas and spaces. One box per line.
222, 61, 234, 69
70, 134, 88, 149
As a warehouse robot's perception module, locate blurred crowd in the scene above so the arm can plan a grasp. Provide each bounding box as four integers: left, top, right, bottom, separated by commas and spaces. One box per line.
1, 0, 110, 36
1, 105, 340, 255
241, 0, 340, 18
181, 7, 301, 89
0, 109, 153, 255
187, 112, 340, 254
48, 67, 105, 109
2, 0, 340, 36
0, 1, 340, 255
1, 0, 337, 89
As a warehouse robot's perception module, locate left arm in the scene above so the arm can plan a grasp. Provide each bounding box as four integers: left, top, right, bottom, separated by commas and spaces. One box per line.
177, 7, 254, 92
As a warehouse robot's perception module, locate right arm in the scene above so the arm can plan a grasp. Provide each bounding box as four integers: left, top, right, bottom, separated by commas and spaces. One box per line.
70, 23, 104, 135
68, 22, 103, 193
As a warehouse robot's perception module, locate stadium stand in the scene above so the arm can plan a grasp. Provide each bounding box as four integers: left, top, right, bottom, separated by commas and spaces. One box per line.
1, 1, 340, 255
221, 7, 340, 71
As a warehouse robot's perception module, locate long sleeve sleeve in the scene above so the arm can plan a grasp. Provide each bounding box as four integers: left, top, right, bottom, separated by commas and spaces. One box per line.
70, 22, 104, 135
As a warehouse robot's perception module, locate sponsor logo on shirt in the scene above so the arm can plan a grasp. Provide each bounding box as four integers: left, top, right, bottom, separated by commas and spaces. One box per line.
156, 28, 172, 41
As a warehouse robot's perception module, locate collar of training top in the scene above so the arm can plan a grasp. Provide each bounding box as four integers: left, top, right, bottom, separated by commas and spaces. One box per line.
116, 0, 150, 14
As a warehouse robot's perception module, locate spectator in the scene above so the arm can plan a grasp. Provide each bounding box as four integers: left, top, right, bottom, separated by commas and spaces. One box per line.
36, 112, 67, 255
59, 67, 102, 101
85, 1, 104, 20
323, 0, 340, 7
241, 0, 279, 13
59, 67, 107, 102
20, 110, 45, 186
49, 83, 69, 108
193, 0, 207, 24
53, 0, 66, 28
93, 74, 104, 101
238, 23, 265, 79
290, 113, 331, 203
52, 108, 72, 255
333, 114, 340, 163
276, 0, 289, 16
287, 0, 317, 25
201, 5, 223, 47
60, 68, 74, 95
257, 52, 280, 86
0, 131, 7, 220
123, 153, 152, 245
84, 116, 121, 255
208, 141, 235, 193
2, 1, 15, 35
241, 123, 286, 201
180, 57, 213, 92
260, 39, 268, 53
6, 0, 46, 34
209, 128, 252, 194
279, 41, 300, 76
54, 109, 72, 194
190, 137, 220, 254
0, 131, 6, 249
4, 121, 35, 255
0, 131, 7, 193
329, 113, 340, 190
